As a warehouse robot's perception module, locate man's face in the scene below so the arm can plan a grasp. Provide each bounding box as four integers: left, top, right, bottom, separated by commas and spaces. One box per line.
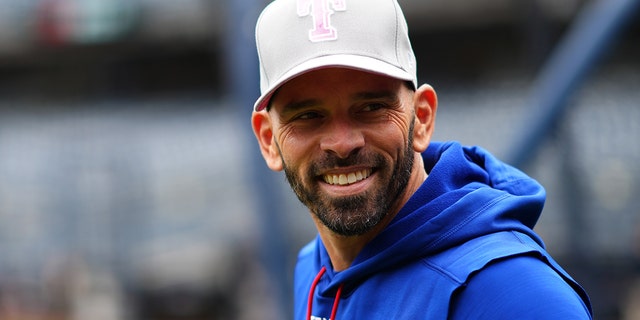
267, 68, 419, 236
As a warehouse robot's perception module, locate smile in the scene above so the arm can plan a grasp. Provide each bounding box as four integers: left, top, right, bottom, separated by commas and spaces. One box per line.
323, 169, 372, 186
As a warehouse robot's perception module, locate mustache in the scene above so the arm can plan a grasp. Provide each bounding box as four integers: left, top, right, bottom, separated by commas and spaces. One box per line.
310, 150, 382, 175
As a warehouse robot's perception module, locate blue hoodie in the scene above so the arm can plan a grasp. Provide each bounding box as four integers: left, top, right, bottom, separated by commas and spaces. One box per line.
295, 141, 592, 319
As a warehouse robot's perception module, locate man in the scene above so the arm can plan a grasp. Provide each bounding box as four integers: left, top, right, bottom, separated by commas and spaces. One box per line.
250, 0, 593, 319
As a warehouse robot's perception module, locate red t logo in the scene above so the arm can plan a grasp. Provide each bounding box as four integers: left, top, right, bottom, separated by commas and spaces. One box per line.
297, 0, 346, 42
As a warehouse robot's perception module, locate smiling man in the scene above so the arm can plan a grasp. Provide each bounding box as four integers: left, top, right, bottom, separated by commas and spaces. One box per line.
250, 0, 592, 319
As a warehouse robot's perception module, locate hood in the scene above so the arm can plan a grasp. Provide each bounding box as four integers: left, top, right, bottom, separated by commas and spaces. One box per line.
316, 141, 547, 294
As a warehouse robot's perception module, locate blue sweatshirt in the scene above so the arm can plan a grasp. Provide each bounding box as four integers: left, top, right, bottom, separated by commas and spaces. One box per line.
295, 141, 592, 319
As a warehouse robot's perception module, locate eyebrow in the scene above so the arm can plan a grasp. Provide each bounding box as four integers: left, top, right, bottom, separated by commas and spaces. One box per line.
278, 99, 322, 117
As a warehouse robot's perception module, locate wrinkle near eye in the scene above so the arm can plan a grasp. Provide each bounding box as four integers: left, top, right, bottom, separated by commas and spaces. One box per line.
276, 119, 311, 147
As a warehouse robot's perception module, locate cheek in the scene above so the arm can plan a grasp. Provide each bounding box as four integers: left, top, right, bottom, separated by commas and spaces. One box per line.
363, 129, 408, 165
277, 124, 308, 147
277, 130, 315, 167
378, 115, 412, 147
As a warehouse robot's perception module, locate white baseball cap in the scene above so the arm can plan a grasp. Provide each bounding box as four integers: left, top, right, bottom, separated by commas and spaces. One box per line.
253, 0, 418, 111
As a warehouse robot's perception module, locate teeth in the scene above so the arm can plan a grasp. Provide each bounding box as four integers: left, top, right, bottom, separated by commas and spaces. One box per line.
324, 169, 371, 186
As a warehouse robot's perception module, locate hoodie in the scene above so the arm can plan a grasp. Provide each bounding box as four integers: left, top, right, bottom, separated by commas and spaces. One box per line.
294, 141, 592, 319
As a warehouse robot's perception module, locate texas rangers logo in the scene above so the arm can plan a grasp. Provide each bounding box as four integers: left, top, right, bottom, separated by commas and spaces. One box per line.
297, 0, 346, 42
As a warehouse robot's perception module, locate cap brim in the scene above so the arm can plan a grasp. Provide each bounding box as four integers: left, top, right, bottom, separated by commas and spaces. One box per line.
253, 54, 416, 111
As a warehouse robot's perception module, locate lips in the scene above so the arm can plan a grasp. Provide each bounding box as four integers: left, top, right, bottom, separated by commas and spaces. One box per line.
322, 169, 372, 186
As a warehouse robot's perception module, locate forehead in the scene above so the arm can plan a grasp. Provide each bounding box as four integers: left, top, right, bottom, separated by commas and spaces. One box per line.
270, 68, 407, 110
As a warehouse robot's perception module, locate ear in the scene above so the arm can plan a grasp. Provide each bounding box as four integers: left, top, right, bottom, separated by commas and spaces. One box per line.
412, 84, 438, 152
251, 111, 284, 171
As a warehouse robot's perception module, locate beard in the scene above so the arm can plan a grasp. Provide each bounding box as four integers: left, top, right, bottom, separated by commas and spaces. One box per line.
280, 124, 415, 237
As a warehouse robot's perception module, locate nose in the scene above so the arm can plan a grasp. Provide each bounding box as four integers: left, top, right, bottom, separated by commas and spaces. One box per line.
319, 118, 365, 159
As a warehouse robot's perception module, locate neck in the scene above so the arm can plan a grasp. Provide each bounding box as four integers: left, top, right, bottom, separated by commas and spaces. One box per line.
314, 218, 386, 271
316, 154, 427, 271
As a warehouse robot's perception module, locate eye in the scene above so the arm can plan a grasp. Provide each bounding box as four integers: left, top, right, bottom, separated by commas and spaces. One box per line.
360, 102, 385, 112
292, 110, 323, 121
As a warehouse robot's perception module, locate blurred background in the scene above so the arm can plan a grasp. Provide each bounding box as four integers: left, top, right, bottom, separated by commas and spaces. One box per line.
0, 0, 638, 319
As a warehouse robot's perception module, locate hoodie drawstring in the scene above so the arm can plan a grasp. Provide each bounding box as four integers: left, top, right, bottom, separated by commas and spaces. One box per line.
307, 266, 344, 320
